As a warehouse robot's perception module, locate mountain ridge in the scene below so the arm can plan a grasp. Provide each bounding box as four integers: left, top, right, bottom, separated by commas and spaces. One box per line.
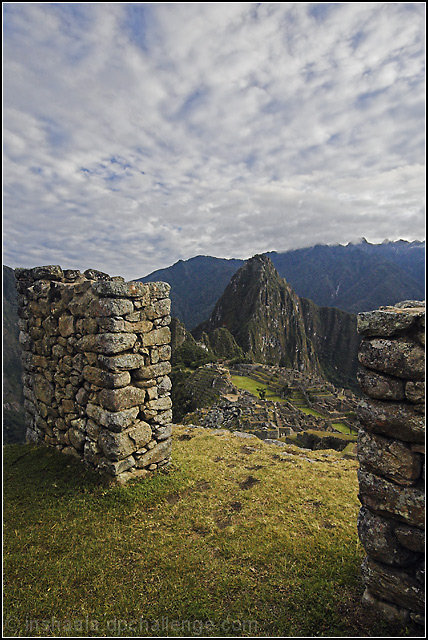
139, 239, 425, 329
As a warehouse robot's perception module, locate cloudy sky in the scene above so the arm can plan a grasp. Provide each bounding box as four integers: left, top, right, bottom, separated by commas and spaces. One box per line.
3, 2, 425, 280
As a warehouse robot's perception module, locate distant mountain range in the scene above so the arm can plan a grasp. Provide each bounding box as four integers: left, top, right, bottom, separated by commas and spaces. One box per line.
140, 239, 425, 329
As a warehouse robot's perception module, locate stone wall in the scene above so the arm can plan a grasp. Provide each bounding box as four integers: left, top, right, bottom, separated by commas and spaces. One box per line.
15, 265, 172, 483
356, 301, 425, 625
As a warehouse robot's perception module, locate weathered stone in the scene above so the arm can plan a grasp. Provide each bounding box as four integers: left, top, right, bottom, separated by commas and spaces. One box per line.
87, 297, 134, 318
358, 398, 425, 443
30, 265, 64, 281
86, 403, 139, 432
83, 366, 131, 389
394, 525, 425, 553
405, 381, 425, 404
98, 386, 146, 412
357, 507, 419, 566
357, 368, 405, 401
16, 264, 172, 480
361, 557, 424, 612
97, 353, 145, 371
123, 319, 153, 333
58, 315, 74, 337
358, 469, 425, 528
98, 455, 135, 476
83, 268, 111, 281
361, 588, 410, 625
33, 374, 54, 404
146, 396, 172, 411
133, 361, 171, 380
158, 375, 172, 394
98, 421, 152, 460
358, 429, 422, 486
141, 327, 171, 347
145, 282, 170, 299
76, 333, 137, 354
135, 439, 172, 468
357, 309, 420, 337
83, 440, 101, 464
358, 338, 424, 380
144, 298, 171, 320
154, 424, 172, 441
67, 427, 85, 451
91, 280, 150, 299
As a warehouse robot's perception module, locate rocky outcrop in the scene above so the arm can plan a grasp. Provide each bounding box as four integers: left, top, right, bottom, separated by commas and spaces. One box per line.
194, 254, 360, 390
15, 265, 173, 482
195, 255, 319, 371
356, 302, 425, 625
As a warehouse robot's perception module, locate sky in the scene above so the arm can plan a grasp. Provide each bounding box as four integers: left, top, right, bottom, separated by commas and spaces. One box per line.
3, 2, 426, 280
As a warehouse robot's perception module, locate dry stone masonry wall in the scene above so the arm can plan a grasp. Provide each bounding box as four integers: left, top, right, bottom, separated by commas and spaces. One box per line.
15, 265, 172, 483
356, 301, 425, 626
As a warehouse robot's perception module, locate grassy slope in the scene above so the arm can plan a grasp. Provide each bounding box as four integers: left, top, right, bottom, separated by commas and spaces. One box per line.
3, 426, 415, 638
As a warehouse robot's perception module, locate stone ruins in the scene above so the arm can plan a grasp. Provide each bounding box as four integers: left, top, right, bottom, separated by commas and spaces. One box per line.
356, 301, 425, 626
15, 265, 172, 483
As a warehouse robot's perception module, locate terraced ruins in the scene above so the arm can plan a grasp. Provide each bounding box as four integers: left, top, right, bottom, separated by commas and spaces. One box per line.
182, 363, 360, 452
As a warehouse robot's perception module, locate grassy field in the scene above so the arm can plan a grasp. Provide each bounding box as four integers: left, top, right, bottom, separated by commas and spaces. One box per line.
3, 426, 418, 637
230, 375, 283, 402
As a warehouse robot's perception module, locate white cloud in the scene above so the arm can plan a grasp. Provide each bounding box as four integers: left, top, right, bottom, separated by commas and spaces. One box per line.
3, 2, 425, 280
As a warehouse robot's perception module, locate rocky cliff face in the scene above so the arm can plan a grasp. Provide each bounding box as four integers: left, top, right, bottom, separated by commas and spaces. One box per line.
195, 255, 317, 372
195, 255, 360, 389
300, 297, 360, 390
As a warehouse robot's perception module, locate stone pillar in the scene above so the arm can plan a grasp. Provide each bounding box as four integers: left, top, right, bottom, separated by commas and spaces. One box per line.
15, 265, 172, 483
356, 301, 425, 626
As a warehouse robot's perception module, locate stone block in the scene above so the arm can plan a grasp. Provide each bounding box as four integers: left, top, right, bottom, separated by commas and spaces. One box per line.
357, 507, 419, 566
77, 333, 137, 354
394, 525, 425, 553
361, 557, 424, 612
405, 381, 425, 404
133, 361, 171, 380
135, 439, 172, 468
358, 398, 425, 443
98, 386, 146, 412
83, 366, 131, 389
91, 280, 150, 299
33, 374, 54, 404
141, 326, 171, 347
357, 368, 405, 401
98, 455, 135, 476
97, 353, 145, 371
357, 309, 419, 337
358, 338, 424, 380
86, 403, 139, 432
87, 297, 134, 318
358, 468, 425, 528
358, 429, 422, 486
98, 421, 152, 460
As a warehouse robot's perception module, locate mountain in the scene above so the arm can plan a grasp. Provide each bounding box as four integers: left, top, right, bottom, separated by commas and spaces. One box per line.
267, 240, 425, 314
140, 240, 425, 328
194, 255, 317, 372
194, 255, 359, 390
138, 255, 243, 329
3, 265, 26, 443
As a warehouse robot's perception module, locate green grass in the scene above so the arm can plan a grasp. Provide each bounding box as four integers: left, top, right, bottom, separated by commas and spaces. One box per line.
3, 429, 417, 638
332, 422, 358, 436
230, 375, 283, 402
